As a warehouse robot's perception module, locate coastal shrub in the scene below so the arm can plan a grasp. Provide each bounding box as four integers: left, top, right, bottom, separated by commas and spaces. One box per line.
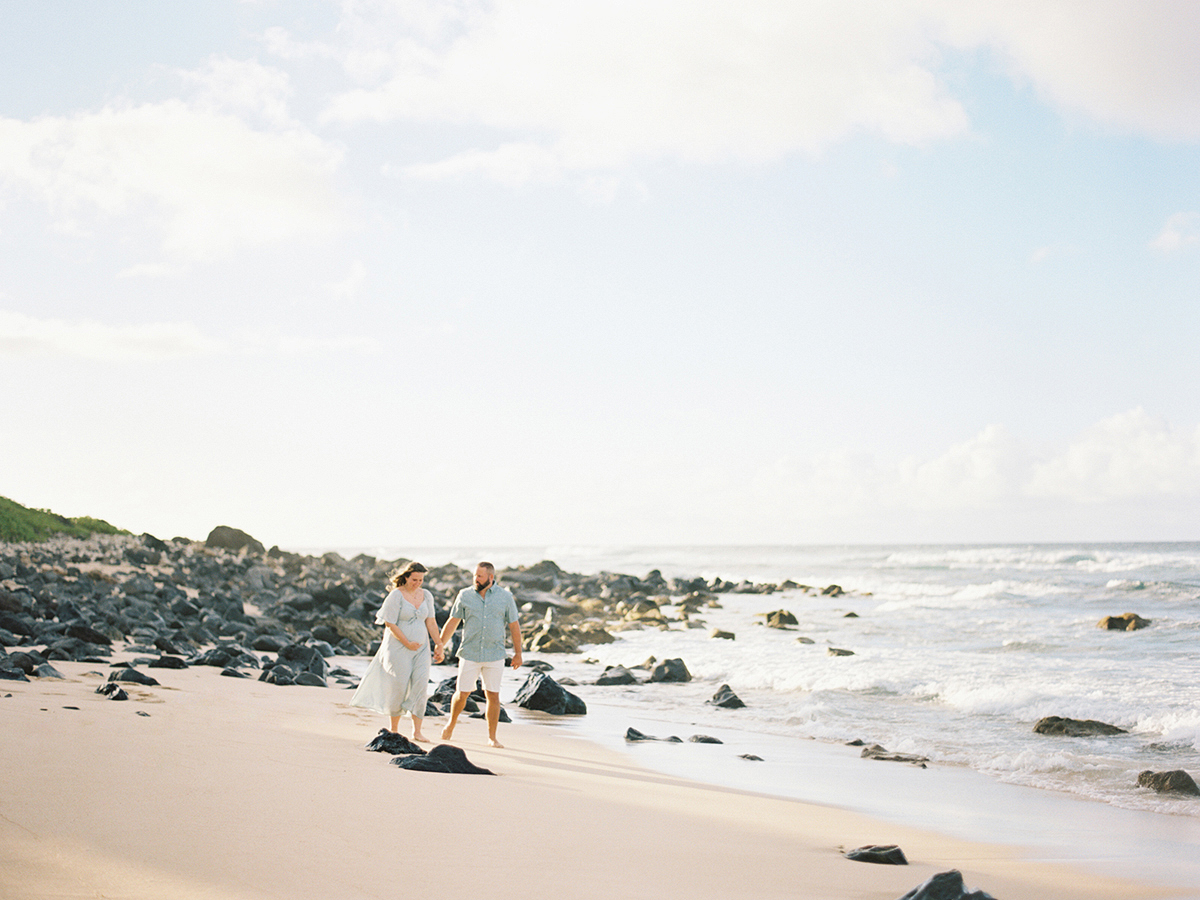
0, 496, 126, 543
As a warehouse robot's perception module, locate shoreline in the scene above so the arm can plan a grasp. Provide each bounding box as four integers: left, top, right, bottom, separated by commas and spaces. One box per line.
3, 659, 1195, 900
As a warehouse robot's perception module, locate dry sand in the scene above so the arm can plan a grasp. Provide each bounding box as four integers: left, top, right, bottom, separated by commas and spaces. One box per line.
1, 659, 1192, 900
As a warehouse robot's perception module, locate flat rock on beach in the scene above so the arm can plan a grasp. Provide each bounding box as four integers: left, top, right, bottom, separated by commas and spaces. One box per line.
0, 658, 1176, 900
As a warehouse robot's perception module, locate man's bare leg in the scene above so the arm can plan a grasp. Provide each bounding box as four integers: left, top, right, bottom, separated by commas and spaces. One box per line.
485, 691, 503, 747
389, 714, 401, 733
441, 691, 468, 740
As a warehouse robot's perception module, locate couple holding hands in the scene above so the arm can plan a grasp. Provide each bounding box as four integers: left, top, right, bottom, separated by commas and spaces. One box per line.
350, 560, 523, 748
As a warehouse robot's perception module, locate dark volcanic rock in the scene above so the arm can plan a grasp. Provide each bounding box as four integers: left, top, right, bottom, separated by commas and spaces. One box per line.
687, 734, 723, 744
0, 667, 29, 681
514, 671, 586, 715
861, 744, 928, 766
1098, 612, 1151, 631
1137, 769, 1200, 796
33, 663, 65, 679
96, 682, 128, 700
896, 869, 996, 900
205, 526, 265, 555
148, 656, 189, 669
220, 667, 248, 678
65, 623, 113, 646
707, 683, 746, 709
293, 671, 327, 687
625, 727, 682, 743
390, 744, 494, 774
1033, 716, 1127, 737
845, 844, 908, 865
648, 657, 691, 683
108, 668, 160, 686
595, 665, 637, 686
828, 647, 855, 656
365, 728, 425, 756
764, 609, 797, 628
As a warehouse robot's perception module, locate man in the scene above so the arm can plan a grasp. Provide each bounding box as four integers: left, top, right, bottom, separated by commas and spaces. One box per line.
439, 561, 523, 747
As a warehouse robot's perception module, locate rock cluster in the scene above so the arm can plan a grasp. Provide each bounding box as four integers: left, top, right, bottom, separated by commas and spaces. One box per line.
1033, 716, 1127, 737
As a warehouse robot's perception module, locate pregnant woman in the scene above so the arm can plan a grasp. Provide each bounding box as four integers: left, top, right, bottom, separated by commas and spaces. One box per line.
351, 561, 444, 740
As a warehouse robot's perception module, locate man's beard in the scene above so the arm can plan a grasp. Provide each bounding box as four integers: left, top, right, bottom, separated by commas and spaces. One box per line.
475, 578, 492, 592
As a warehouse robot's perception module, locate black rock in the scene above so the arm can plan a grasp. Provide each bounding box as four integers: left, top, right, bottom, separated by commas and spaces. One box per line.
514, 671, 587, 715
845, 844, 908, 865
263, 665, 296, 685
365, 728, 426, 756
310, 584, 355, 610
0, 667, 29, 682
65, 623, 113, 646
1137, 769, 1200, 796
96, 682, 128, 700
252, 634, 290, 652
148, 656, 189, 669
648, 658, 691, 683
33, 663, 65, 679
861, 744, 929, 766
595, 665, 637, 686
205, 526, 265, 554
896, 869, 996, 900
220, 668, 248, 678
1033, 716, 1127, 737
468, 707, 512, 723
739, 753, 763, 761
828, 647, 855, 656
293, 672, 327, 687
390, 744, 495, 775
108, 668, 160, 686
625, 727, 682, 743
687, 734, 723, 744
764, 609, 797, 628
707, 684, 746, 709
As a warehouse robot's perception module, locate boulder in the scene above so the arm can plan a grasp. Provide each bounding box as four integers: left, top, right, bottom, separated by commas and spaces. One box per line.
95, 682, 128, 700
1033, 716, 1126, 737
148, 656, 188, 669
293, 672, 327, 687
595, 665, 638, 686
861, 744, 929, 766
845, 844, 908, 865
390, 744, 494, 775
763, 609, 797, 628
828, 647, 855, 657
896, 869, 996, 900
34, 663, 65, 679
65, 623, 113, 646
707, 684, 746, 709
821, 584, 844, 597
710, 629, 735, 640
625, 727, 682, 743
514, 671, 586, 715
648, 658, 691, 683
365, 729, 425, 756
687, 734, 723, 744
0, 666, 29, 682
205, 526, 265, 555
1137, 769, 1200, 796
1098, 613, 1151, 631
108, 668, 160, 686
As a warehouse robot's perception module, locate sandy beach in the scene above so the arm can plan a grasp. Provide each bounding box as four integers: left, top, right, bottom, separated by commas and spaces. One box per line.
1, 659, 1191, 900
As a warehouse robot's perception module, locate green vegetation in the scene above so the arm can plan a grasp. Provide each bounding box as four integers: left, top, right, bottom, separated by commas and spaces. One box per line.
0, 496, 127, 543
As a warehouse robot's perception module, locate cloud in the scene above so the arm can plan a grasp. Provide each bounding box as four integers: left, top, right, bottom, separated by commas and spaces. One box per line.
0, 310, 227, 362
322, 0, 970, 173
1026, 409, 1200, 502
0, 59, 345, 261
748, 410, 1200, 525
1150, 211, 1200, 252
303, 1, 1200, 186
0, 310, 381, 362
938, 0, 1200, 141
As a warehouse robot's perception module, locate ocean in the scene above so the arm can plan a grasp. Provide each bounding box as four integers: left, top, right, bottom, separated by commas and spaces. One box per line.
333, 543, 1200, 880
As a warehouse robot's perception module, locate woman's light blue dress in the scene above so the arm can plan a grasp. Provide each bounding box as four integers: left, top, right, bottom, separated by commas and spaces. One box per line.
350, 588, 434, 716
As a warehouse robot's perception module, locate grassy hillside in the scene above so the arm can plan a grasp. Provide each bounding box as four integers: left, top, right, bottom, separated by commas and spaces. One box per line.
0, 496, 127, 543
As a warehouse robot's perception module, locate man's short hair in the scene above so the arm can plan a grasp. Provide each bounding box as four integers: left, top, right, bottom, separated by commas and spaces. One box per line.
477, 561, 495, 573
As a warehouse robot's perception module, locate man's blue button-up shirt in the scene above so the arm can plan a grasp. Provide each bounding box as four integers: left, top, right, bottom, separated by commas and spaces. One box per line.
449, 584, 519, 662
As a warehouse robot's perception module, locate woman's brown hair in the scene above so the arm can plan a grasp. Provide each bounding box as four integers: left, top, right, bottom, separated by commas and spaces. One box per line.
390, 561, 428, 589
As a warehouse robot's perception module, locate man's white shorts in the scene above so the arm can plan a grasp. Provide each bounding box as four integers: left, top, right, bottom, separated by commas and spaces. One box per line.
456, 658, 504, 693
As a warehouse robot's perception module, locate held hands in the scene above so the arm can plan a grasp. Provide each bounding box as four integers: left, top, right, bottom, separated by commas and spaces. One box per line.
510, 650, 522, 670
433, 642, 445, 664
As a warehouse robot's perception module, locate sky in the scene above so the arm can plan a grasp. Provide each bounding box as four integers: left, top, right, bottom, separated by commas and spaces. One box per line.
2, 0, 1199, 550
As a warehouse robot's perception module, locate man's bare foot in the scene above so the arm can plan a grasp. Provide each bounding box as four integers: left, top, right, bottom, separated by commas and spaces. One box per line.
440, 725, 455, 740
488, 737, 504, 748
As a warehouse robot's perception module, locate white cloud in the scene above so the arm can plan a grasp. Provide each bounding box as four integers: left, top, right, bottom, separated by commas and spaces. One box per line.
308, 1, 1200, 185
0, 310, 381, 362
0, 60, 345, 261
938, 0, 1200, 140
323, 0, 969, 173
0, 310, 227, 362
1150, 211, 1200, 252
1027, 409, 1200, 502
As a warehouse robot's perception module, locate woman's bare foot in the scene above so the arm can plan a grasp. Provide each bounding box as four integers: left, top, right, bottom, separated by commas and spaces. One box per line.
488, 737, 504, 748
